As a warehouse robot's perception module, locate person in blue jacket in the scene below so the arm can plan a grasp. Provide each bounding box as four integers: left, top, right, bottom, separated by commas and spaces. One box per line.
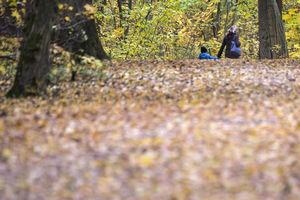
198, 46, 218, 60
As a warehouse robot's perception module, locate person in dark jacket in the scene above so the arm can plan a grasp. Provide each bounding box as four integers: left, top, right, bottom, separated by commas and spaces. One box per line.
217, 25, 241, 59
198, 46, 218, 60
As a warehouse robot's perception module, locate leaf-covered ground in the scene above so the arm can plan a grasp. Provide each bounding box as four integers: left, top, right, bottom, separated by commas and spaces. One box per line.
1, 59, 300, 200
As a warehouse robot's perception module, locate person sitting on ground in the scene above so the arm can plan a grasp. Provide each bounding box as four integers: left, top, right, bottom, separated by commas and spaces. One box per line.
198, 46, 218, 60
217, 25, 241, 59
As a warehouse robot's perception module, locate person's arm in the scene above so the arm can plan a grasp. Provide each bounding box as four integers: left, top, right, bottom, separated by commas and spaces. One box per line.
217, 37, 226, 58
235, 35, 241, 47
208, 55, 218, 60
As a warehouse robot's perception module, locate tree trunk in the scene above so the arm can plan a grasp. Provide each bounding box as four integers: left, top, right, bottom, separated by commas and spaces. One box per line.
7, 0, 57, 98
56, 0, 109, 60
258, 0, 288, 59
82, 17, 110, 60
81, 0, 109, 59
223, 0, 230, 36
213, 2, 221, 38
124, 0, 132, 37
117, 0, 123, 28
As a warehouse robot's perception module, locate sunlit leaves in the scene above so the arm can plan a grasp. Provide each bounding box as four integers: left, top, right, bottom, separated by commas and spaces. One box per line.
84, 4, 97, 16
58, 3, 64, 10
283, 2, 300, 58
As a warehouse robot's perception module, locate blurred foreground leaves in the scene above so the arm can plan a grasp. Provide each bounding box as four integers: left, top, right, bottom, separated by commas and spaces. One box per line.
1, 59, 300, 199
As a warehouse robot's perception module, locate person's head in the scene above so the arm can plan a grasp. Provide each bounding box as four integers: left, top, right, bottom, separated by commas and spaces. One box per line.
201, 46, 208, 53
228, 25, 238, 34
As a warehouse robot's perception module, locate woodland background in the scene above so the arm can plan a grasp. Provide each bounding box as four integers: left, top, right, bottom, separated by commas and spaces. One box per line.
1, 0, 300, 200
0, 0, 300, 65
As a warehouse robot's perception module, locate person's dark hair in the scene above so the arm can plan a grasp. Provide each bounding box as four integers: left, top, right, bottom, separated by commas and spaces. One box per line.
201, 46, 208, 53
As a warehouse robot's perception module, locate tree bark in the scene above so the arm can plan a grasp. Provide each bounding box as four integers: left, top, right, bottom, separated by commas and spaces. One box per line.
81, 0, 109, 59
223, 0, 230, 36
124, 0, 132, 37
7, 0, 57, 97
276, 0, 283, 15
258, 0, 288, 59
117, 0, 123, 28
82, 17, 110, 60
213, 2, 221, 38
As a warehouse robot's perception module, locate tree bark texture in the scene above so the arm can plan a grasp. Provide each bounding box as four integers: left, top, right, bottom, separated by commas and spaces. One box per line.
276, 0, 283, 15
7, 0, 57, 97
258, 0, 288, 59
82, 17, 110, 60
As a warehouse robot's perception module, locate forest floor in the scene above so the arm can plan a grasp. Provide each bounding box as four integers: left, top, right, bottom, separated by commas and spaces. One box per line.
1, 59, 300, 200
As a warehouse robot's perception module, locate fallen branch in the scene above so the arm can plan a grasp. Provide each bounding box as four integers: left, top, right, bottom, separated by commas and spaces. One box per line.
0, 54, 16, 60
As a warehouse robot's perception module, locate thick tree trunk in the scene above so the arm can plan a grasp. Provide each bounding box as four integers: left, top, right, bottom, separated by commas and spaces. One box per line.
7, 0, 57, 97
82, 18, 110, 59
56, 0, 109, 60
258, 0, 288, 59
80, 0, 109, 59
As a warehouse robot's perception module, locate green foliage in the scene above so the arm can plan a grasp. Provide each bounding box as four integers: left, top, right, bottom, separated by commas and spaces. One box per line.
49, 46, 106, 83
0, 36, 19, 78
95, 0, 299, 60
0, 0, 25, 25
283, 0, 300, 58
95, 0, 259, 59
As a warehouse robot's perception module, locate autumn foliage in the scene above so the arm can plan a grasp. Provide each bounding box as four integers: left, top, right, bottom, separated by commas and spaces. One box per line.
1, 0, 300, 199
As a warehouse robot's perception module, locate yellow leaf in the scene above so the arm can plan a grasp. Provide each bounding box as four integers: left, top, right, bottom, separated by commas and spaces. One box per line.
58, 3, 64, 10
84, 4, 97, 15
137, 153, 156, 167
11, 10, 20, 19
0, 178, 4, 190
64, 16, 71, 22
0, 120, 4, 134
203, 169, 218, 181
0, 65, 5, 75
113, 27, 124, 39
68, 6, 74, 11
2, 148, 12, 159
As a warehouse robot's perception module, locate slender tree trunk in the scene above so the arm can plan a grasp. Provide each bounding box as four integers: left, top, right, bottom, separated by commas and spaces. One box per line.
124, 0, 132, 37
258, 0, 288, 59
213, 2, 221, 38
223, 0, 230, 36
117, 0, 123, 28
231, 0, 239, 25
7, 0, 57, 97
82, 17, 110, 59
